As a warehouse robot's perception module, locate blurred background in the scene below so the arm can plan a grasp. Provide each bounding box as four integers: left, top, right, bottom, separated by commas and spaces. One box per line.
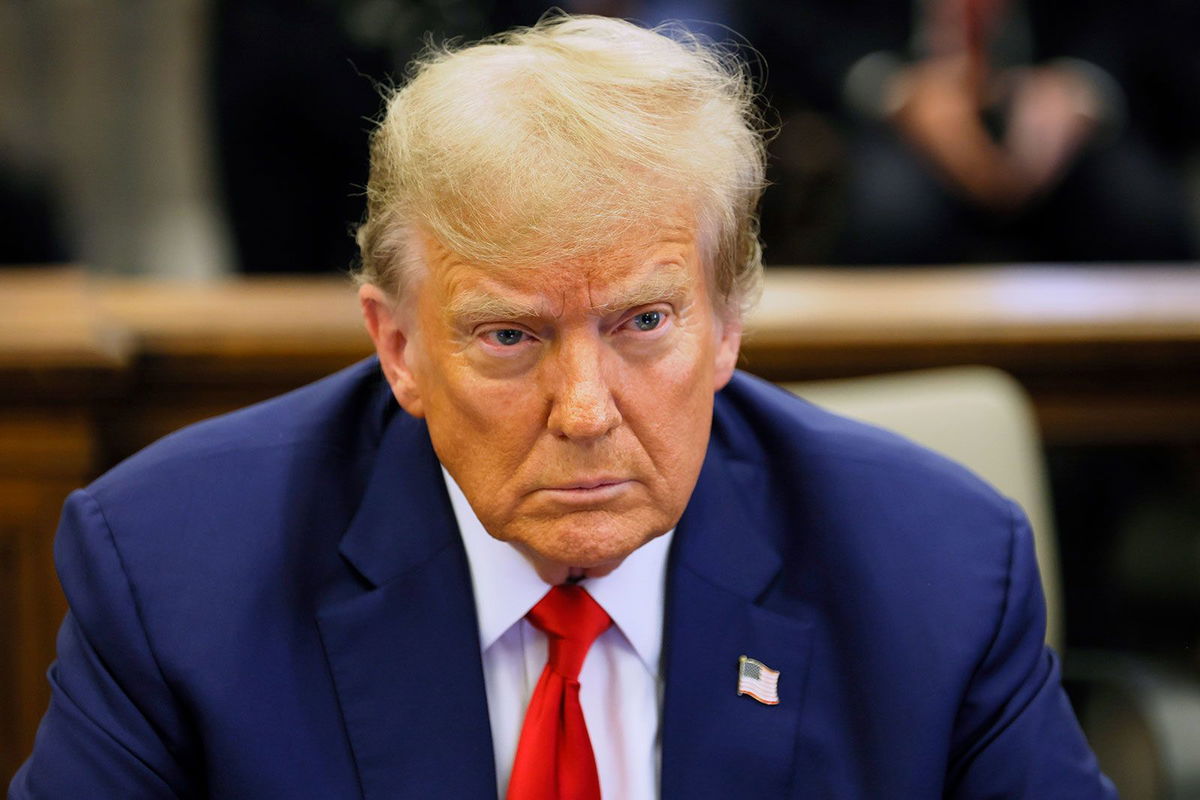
4, 0, 1200, 274
2, 1, 1199, 795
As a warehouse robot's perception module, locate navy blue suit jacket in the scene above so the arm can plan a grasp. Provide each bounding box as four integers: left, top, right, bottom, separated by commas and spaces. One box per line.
12, 360, 1114, 798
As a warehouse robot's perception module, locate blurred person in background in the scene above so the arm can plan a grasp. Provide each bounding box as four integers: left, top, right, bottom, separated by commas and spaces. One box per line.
748, 0, 1200, 265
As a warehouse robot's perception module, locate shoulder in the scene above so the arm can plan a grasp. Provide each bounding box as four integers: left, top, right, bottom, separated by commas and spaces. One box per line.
93, 357, 392, 497
66, 358, 403, 616
87, 357, 396, 530
714, 370, 1010, 522
713, 370, 1025, 632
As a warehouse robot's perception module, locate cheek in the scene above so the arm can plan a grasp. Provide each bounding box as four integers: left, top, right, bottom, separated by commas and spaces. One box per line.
620, 339, 715, 460
420, 337, 527, 425
654, 329, 717, 403
422, 365, 545, 482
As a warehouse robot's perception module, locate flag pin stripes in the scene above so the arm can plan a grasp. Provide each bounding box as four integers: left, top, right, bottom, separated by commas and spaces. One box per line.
737, 655, 780, 705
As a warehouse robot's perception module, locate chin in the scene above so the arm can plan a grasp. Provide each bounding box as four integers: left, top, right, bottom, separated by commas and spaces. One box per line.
529, 514, 666, 569
535, 540, 632, 573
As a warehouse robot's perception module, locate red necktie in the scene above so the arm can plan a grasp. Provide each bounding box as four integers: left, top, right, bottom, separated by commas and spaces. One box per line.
506, 585, 612, 800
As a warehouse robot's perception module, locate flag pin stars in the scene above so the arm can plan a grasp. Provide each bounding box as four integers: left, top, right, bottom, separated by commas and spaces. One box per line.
737, 655, 780, 705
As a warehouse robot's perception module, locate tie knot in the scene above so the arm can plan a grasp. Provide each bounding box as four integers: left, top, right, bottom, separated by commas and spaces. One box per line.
526, 585, 612, 681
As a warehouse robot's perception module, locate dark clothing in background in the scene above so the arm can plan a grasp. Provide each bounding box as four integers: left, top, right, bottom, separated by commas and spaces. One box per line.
211, 0, 530, 274
0, 166, 70, 265
836, 123, 1196, 265
211, 1, 391, 273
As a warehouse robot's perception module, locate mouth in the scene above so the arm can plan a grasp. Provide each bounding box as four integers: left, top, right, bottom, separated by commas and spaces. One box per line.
556, 477, 626, 490
538, 478, 633, 505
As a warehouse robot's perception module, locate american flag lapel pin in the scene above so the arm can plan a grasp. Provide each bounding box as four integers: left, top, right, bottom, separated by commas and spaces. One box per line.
737, 655, 780, 705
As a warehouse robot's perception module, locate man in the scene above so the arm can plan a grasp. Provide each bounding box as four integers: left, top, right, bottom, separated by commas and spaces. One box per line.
12, 14, 1113, 799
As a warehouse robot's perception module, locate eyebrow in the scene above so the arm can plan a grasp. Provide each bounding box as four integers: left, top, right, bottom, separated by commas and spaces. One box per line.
446, 292, 544, 328
446, 266, 693, 327
591, 268, 691, 316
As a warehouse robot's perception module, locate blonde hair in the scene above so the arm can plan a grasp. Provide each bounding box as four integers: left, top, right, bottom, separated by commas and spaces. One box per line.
355, 13, 767, 317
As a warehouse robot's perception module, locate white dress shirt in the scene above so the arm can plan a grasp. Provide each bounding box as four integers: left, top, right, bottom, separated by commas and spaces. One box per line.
443, 469, 670, 800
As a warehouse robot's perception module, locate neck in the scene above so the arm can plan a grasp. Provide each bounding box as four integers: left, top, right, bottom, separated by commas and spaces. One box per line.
521, 552, 625, 586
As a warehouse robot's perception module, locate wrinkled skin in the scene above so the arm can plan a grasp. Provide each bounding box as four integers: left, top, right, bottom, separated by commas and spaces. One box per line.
361, 222, 741, 584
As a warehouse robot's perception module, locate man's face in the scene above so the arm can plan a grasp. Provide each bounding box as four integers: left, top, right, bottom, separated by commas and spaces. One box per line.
362, 220, 741, 584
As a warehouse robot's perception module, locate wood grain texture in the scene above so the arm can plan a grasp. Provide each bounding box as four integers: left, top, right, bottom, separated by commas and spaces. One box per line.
0, 416, 90, 783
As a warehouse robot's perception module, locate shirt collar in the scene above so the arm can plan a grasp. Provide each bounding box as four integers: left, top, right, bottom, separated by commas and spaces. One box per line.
443, 467, 671, 677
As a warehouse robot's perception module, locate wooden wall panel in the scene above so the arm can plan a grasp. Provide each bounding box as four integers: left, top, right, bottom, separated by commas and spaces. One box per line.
0, 412, 95, 783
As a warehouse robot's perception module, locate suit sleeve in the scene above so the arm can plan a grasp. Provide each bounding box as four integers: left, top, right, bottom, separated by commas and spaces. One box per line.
9, 490, 198, 799
945, 501, 1116, 799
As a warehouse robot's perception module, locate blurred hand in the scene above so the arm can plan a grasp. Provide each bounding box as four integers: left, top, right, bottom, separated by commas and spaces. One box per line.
887, 56, 1027, 211
1004, 65, 1102, 197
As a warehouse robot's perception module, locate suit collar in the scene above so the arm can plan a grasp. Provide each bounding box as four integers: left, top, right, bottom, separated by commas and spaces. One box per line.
318, 406, 497, 799
337, 408, 456, 588
671, 438, 781, 600
660, 426, 815, 798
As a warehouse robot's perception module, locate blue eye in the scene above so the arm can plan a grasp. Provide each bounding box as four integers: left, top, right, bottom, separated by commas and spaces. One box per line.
492, 329, 526, 346
631, 311, 662, 331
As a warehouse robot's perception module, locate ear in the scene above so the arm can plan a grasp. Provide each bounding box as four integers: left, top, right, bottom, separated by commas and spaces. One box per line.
359, 283, 426, 418
712, 315, 743, 392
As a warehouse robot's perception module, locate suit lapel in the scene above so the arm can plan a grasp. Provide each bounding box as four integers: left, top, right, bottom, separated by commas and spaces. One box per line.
661, 437, 815, 799
316, 411, 496, 799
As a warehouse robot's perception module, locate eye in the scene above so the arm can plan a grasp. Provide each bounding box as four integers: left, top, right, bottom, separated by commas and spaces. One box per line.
488, 329, 527, 346
630, 310, 663, 332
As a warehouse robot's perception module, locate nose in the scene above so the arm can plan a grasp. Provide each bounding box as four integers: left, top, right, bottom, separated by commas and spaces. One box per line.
546, 336, 621, 441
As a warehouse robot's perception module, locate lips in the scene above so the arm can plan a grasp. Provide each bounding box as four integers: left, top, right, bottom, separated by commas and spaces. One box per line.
552, 477, 626, 491
537, 478, 633, 505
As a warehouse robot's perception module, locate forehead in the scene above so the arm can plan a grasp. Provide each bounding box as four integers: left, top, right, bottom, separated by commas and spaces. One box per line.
416, 221, 708, 312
